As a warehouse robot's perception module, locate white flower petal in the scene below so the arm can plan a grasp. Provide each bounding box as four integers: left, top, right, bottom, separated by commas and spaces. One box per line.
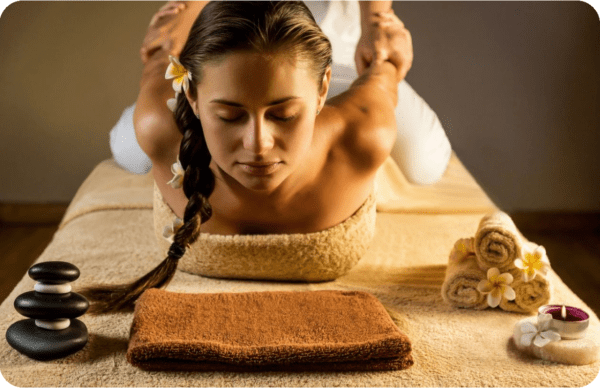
170, 55, 182, 67
477, 279, 492, 293
165, 63, 176, 79
182, 75, 190, 93
538, 313, 553, 329
520, 332, 536, 347
487, 292, 501, 308
520, 322, 538, 334
540, 329, 561, 342
162, 225, 174, 239
167, 175, 183, 189
487, 267, 500, 279
514, 258, 525, 269
504, 286, 516, 301
534, 245, 546, 257
167, 97, 177, 112
499, 272, 513, 284
533, 334, 551, 348
173, 217, 184, 230
172, 78, 183, 93
540, 263, 551, 275
523, 271, 535, 282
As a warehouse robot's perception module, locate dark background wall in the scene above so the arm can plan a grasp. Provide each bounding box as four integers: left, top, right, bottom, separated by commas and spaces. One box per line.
0, 1, 598, 212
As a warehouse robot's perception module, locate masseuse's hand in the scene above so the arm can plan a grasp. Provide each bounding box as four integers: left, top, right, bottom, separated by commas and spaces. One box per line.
140, 1, 188, 64
354, 9, 413, 83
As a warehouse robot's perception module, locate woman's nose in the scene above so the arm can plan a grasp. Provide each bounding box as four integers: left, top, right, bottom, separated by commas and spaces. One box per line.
242, 117, 275, 155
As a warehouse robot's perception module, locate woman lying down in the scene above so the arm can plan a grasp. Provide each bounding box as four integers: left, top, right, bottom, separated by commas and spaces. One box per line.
83, 0, 452, 314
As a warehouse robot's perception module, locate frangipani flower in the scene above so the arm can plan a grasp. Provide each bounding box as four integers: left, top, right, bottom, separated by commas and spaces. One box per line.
477, 267, 516, 308
519, 313, 561, 347
449, 237, 475, 261
514, 243, 550, 282
167, 92, 179, 112
163, 216, 184, 243
166, 156, 185, 189
165, 55, 192, 93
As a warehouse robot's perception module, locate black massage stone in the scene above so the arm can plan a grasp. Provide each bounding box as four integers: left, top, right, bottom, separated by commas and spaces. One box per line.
6, 261, 89, 360
28, 261, 80, 284
14, 291, 89, 319
6, 319, 88, 361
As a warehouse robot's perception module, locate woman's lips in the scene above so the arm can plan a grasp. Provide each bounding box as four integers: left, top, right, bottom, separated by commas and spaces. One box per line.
238, 162, 282, 175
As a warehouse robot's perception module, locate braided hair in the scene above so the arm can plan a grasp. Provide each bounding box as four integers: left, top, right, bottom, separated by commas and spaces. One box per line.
80, 1, 332, 314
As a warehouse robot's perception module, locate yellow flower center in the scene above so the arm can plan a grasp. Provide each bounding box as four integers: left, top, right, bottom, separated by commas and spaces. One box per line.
522, 252, 543, 275
489, 275, 505, 289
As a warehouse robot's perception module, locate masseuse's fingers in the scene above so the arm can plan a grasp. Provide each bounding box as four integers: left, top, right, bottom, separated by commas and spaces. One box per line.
369, 11, 413, 83
149, 2, 186, 27
141, 2, 187, 63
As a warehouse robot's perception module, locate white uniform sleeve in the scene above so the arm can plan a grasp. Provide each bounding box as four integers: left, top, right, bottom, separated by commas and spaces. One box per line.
389, 80, 452, 185
108, 103, 153, 175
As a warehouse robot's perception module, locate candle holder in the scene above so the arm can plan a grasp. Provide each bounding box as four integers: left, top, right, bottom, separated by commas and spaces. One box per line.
538, 304, 589, 340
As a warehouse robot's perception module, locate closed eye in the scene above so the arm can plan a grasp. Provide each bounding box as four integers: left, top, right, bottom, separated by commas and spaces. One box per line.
218, 114, 297, 123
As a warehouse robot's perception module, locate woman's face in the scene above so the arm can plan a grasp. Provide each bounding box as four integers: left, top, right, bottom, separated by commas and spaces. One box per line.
187, 51, 329, 193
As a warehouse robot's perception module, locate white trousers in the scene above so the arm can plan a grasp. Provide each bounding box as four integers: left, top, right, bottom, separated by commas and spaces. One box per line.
110, 0, 451, 184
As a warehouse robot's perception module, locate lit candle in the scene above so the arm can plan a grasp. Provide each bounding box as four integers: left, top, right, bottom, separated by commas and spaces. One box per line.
538, 304, 590, 340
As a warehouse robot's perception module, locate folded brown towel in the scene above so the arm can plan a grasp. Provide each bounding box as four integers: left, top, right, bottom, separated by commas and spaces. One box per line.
474, 211, 525, 272
441, 238, 488, 310
127, 289, 413, 372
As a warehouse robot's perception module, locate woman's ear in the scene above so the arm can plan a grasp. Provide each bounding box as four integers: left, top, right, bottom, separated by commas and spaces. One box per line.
317, 66, 332, 111
184, 87, 199, 117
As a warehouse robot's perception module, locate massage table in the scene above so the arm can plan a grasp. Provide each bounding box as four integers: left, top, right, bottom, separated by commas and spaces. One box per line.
1, 153, 598, 386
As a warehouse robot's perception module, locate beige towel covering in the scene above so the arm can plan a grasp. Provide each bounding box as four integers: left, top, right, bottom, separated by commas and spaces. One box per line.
152, 180, 377, 282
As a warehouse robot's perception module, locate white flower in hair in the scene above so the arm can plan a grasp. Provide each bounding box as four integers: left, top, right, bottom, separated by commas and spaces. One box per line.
167, 92, 179, 112
162, 216, 184, 243
166, 156, 185, 189
165, 55, 192, 93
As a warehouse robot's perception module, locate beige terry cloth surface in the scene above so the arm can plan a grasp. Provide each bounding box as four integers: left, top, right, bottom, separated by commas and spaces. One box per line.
127, 289, 413, 372
153, 180, 377, 282
1, 154, 599, 387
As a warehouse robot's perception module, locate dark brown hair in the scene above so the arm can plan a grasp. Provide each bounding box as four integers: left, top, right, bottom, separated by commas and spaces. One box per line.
80, 1, 332, 314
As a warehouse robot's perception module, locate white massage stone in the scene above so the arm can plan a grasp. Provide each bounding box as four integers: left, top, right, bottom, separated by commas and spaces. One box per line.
513, 316, 600, 365
35, 318, 71, 330
34, 282, 71, 294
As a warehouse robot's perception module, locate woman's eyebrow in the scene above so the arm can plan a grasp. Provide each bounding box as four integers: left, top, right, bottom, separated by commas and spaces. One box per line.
209, 96, 301, 107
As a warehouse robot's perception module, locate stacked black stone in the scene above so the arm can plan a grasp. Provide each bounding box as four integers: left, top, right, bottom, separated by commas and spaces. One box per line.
6, 261, 89, 360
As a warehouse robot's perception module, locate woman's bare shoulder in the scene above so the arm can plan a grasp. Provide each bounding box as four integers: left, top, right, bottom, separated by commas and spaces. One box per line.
324, 61, 399, 174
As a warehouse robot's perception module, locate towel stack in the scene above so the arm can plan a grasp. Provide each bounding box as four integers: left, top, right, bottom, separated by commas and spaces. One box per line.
127, 289, 414, 372
442, 211, 552, 313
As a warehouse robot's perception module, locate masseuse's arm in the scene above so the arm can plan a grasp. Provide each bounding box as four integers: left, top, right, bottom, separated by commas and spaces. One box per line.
134, 2, 209, 219
356, 1, 393, 77
134, 1, 208, 164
